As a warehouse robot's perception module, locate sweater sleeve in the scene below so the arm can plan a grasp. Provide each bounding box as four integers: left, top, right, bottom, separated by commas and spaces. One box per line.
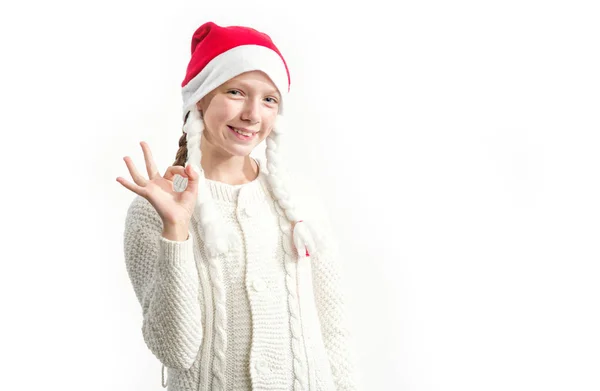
123, 195, 203, 370
306, 196, 360, 390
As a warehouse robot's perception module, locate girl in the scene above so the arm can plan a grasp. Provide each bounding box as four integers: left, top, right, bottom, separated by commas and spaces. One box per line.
117, 21, 358, 391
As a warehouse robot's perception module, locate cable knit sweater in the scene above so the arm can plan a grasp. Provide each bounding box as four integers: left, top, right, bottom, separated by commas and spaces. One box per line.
123, 158, 358, 391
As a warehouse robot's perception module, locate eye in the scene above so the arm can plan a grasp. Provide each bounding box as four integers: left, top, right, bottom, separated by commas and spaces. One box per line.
227, 89, 242, 96
265, 96, 278, 104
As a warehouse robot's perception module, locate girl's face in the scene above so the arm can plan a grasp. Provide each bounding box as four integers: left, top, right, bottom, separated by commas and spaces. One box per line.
196, 70, 281, 157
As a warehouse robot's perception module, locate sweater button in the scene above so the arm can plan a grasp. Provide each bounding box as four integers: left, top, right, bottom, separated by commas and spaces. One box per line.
252, 278, 266, 292
255, 359, 270, 374
242, 205, 254, 217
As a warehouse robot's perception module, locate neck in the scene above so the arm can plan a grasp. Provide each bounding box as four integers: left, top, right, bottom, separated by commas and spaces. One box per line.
199, 133, 259, 185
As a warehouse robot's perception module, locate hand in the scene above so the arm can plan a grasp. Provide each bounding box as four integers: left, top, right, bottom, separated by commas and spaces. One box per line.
116, 141, 199, 228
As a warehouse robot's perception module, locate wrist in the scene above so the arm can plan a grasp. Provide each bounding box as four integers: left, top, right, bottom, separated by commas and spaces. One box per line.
162, 223, 190, 241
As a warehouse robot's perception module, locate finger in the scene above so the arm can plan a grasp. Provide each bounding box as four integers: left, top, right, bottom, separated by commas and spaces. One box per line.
123, 156, 148, 187
116, 176, 147, 197
185, 163, 200, 182
163, 165, 187, 181
184, 164, 200, 191
140, 141, 160, 180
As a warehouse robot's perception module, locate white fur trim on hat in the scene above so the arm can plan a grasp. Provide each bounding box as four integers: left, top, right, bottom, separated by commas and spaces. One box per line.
181, 44, 289, 120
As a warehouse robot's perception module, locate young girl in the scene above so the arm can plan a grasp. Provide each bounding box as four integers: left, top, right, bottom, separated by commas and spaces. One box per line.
117, 21, 358, 391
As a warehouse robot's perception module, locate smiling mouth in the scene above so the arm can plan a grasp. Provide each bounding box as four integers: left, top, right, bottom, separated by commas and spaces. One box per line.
227, 125, 257, 140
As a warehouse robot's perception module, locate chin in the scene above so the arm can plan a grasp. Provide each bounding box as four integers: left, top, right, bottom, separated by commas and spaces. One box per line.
226, 145, 255, 157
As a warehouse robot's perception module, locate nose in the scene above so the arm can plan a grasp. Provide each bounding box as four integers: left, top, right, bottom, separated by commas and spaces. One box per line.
240, 98, 260, 124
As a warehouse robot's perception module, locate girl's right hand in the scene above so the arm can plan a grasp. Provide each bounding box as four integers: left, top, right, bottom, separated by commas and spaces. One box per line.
116, 141, 199, 228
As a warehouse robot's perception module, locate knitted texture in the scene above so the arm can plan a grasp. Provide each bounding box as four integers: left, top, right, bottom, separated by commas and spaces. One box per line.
123, 198, 203, 370
123, 158, 358, 390
306, 209, 359, 391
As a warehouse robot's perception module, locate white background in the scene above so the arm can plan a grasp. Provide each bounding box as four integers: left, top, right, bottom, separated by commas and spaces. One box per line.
1, 0, 599, 390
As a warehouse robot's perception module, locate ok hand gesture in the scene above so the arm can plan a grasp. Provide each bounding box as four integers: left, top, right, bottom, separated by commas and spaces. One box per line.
116, 141, 199, 229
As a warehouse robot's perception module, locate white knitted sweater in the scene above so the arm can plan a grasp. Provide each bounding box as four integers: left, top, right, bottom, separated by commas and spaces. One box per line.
123, 158, 358, 391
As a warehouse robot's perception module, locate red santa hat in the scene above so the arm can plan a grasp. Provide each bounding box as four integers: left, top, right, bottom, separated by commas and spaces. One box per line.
181, 21, 291, 119
178, 21, 320, 260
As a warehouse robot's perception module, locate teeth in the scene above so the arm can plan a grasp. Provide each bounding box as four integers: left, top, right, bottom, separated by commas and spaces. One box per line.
233, 127, 252, 136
